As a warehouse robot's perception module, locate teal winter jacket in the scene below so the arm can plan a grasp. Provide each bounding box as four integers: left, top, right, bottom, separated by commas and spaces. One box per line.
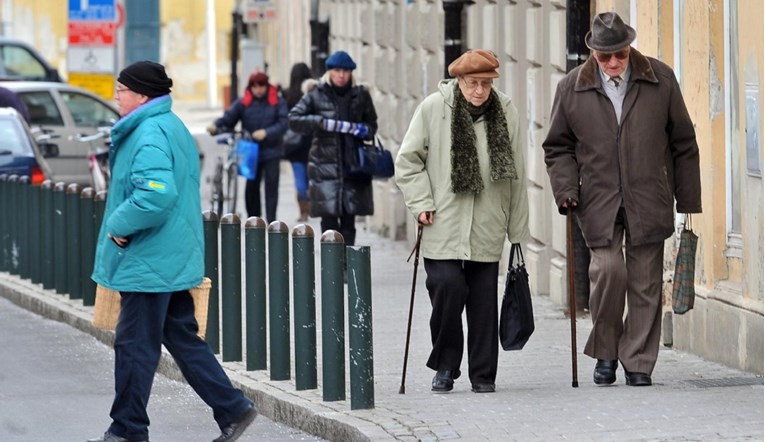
91, 95, 204, 292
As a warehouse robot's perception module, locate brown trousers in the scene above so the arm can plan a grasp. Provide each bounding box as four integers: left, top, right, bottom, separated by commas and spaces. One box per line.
583, 208, 664, 375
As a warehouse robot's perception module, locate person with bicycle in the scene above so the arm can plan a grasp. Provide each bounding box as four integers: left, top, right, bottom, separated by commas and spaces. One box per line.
288, 50, 378, 248
89, 60, 257, 442
208, 71, 288, 221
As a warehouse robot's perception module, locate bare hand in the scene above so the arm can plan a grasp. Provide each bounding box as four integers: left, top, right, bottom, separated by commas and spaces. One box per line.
252, 129, 267, 141
418, 211, 434, 225
562, 198, 578, 209
108, 233, 129, 248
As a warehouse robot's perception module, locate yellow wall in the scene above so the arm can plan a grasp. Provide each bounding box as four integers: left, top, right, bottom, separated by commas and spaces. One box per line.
5, 0, 68, 74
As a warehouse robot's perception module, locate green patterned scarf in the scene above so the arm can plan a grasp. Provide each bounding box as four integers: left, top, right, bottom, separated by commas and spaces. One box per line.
450, 83, 517, 193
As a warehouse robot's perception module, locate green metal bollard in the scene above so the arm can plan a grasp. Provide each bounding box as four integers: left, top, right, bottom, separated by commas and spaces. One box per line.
53, 181, 68, 294
268, 220, 290, 381
17, 176, 30, 279
0, 173, 6, 272
347, 245, 375, 409
94, 191, 107, 237
220, 213, 242, 362
292, 223, 317, 390
320, 230, 346, 402
7, 175, 19, 275
244, 216, 267, 371
80, 188, 96, 306
29, 181, 42, 284
202, 210, 220, 353
66, 183, 82, 300
40, 180, 54, 289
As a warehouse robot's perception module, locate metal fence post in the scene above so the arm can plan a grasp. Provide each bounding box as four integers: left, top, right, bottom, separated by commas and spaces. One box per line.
0, 174, 6, 272
53, 181, 68, 294
29, 181, 42, 284
18, 175, 30, 279
80, 188, 96, 306
40, 180, 54, 289
220, 213, 242, 362
292, 223, 317, 390
320, 230, 345, 401
7, 175, 19, 275
347, 245, 374, 409
66, 183, 82, 300
203, 210, 220, 353
268, 220, 290, 381
244, 216, 267, 371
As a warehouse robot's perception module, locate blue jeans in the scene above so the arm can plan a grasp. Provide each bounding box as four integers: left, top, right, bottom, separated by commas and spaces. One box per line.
291, 161, 309, 199
108, 290, 252, 441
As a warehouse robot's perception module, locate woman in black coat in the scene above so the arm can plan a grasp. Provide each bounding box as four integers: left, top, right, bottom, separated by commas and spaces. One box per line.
288, 51, 378, 246
283, 62, 315, 221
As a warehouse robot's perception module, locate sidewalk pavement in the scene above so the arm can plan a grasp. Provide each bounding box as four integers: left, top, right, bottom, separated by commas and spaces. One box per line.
1, 100, 761, 442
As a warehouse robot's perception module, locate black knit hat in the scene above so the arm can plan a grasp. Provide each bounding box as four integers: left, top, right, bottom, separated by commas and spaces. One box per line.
117, 60, 173, 97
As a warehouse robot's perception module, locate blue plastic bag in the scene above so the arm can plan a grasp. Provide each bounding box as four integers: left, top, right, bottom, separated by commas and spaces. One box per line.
236, 139, 259, 180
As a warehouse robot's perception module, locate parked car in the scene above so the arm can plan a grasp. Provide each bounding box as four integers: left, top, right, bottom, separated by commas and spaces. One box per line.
0, 38, 62, 82
0, 107, 55, 185
0, 81, 118, 185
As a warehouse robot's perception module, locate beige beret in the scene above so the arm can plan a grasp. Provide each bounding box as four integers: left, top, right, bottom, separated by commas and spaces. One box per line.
447, 49, 500, 79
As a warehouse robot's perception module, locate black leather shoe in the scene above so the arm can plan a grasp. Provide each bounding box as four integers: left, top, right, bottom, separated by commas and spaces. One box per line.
86, 432, 148, 442
624, 370, 652, 386
471, 383, 496, 393
593, 359, 617, 385
213, 404, 258, 442
431, 369, 461, 393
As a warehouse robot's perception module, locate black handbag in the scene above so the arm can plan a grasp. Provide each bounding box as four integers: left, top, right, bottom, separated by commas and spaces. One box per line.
499, 243, 535, 351
345, 136, 394, 179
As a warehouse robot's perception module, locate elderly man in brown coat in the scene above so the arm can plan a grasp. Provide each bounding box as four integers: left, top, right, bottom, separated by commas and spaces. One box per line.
542, 12, 701, 386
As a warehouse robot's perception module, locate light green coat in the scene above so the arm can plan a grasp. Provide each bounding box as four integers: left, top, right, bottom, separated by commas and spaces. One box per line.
395, 79, 529, 262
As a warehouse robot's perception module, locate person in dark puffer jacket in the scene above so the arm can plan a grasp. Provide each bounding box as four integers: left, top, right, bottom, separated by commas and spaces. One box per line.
287, 50, 378, 247
208, 71, 288, 221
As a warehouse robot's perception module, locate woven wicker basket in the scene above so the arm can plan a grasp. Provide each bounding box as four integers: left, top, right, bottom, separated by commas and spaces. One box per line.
93, 277, 212, 339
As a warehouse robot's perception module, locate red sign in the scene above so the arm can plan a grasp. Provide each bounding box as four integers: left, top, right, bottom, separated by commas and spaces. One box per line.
68, 21, 116, 46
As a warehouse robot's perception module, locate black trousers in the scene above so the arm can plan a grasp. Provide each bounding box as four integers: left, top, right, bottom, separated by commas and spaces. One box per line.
245, 158, 280, 222
423, 259, 499, 385
320, 214, 356, 246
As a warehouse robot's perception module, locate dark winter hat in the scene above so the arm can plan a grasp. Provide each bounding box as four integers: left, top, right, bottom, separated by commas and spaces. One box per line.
117, 60, 173, 97
248, 71, 269, 86
325, 51, 357, 71
447, 49, 500, 79
585, 12, 636, 52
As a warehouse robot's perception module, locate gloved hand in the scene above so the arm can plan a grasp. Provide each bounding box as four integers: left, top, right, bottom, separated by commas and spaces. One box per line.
350, 123, 369, 139
206, 124, 218, 135
252, 129, 267, 141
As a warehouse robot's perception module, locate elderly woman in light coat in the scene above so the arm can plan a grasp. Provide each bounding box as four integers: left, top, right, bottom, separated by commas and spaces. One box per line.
395, 49, 529, 394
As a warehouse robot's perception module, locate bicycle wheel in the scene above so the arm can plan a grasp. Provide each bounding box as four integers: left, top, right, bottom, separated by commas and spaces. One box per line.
224, 162, 238, 215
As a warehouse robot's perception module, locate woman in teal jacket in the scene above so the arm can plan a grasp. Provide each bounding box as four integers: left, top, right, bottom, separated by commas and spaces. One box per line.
88, 61, 256, 442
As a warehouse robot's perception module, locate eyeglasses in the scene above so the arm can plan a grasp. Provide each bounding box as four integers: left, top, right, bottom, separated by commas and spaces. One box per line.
593, 48, 630, 62
461, 78, 493, 91
115, 87, 132, 95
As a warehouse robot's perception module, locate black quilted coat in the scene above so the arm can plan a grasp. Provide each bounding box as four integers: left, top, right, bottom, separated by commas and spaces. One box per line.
288, 79, 378, 217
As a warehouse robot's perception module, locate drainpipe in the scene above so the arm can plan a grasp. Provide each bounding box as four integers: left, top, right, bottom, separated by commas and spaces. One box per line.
566, 0, 591, 311
442, 0, 473, 78
309, 0, 329, 78
230, 1, 243, 105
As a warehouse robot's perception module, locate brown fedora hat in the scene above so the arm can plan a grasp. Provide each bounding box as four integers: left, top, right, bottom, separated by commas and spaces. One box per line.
585, 12, 636, 52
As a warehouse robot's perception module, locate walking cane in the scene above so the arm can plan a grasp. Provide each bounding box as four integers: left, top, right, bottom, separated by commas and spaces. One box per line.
399, 223, 423, 394
566, 200, 579, 388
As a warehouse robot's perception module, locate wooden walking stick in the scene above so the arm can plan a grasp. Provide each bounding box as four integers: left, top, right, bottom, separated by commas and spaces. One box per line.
566, 200, 579, 388
399, 224, 423, 394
